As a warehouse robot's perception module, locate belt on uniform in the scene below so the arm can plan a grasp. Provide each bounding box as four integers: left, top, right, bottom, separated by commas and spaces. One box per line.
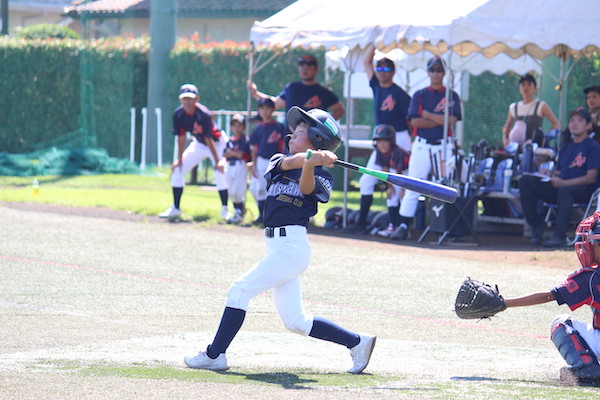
264, 227, 286, 238
417, 136, 444, 145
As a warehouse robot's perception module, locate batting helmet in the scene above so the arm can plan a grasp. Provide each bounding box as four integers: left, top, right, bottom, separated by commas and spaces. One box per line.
372, 124, 396, 148
575, 211, 600, 268
287, 106, 341, 152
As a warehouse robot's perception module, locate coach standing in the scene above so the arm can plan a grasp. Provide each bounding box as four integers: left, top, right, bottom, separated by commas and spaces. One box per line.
363, 44, 412, 153
391, 56, 462, 241
248, 54, 345, 126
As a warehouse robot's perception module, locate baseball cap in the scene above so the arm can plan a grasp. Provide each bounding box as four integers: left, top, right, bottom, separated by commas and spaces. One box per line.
298, 55, 318, 66
376, 58, 395, 72
258, 98, 275, 108
569, 107, 592, 123
427, 56, 445, 72
179, 84, 199, 99
231, 113, 246, 125
518, 73, 537, 87
584, 85, 600, 95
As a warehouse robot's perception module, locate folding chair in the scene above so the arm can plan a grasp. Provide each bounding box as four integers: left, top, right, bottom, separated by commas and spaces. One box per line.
543, 187, 600, 245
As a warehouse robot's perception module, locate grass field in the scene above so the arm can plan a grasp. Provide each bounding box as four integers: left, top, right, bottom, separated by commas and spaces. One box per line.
0, 172, 597, 399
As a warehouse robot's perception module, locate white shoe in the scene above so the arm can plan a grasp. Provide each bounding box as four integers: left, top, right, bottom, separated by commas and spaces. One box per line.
221, 205, 230, 220
377, 224, 395, 238
159, 205, 181, 219
348, 334, 376, 374
184, 351, 229, 371
227, 210, 243, 224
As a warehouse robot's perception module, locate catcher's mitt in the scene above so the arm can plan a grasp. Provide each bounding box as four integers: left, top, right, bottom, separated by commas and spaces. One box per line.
454, 277, 507, 319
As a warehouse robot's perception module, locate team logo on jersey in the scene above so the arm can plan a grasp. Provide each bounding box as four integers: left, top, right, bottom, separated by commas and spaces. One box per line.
303, 96, 322, 109
569, 152, 586, 168
565, 279, 579, 293
433, 98, 447, 113
380, 95, 396, 112
267, 130, 281, 143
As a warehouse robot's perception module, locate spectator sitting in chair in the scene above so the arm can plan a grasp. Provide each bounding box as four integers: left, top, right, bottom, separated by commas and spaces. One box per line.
519, 108, 600, 247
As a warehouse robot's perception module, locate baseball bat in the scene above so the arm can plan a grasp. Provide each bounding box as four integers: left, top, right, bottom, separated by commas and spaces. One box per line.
334, 159, 458, 204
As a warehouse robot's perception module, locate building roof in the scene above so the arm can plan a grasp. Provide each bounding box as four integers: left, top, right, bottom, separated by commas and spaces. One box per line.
65, 0, 297, 19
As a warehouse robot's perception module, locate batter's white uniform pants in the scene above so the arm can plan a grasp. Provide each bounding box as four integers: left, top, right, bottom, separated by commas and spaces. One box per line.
396, 129, 412, 153
225, 225, 314, 336
171, 136, 228, 190
400, 136, 453, 218
249, 156, 270, 202
226, 160, 248, 203
360, 150, 402, 207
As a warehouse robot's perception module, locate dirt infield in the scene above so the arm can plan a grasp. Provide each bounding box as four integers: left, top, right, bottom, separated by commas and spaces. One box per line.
0, 203, 590, 399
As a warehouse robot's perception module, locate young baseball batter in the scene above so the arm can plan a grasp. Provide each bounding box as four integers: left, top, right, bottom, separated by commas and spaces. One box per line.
223, 114, 251, 224
184, 106, 376, 373
501, 212, 600, 385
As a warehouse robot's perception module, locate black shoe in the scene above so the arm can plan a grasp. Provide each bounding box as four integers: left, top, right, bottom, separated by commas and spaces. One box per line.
531, 225, 544, 245
252, 216, 264, 226
560, 364, 600, 386
342, 223, 368, 234
543, 236, 568, 248
390, 225, 409, 241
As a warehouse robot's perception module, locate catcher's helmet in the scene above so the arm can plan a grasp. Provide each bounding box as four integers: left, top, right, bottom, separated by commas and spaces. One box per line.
286, 106, 341, 152
372, 124, 396, 148
575, 211, 600, 268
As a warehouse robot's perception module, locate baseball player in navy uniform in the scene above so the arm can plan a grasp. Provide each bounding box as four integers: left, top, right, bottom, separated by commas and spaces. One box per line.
159, 84, 229, 220
363, 44, 412, 153
344, 124, 408, 236
500, 212, 600, 385
249, 54, 345, 127
249, 98, 286, 225
223, 114, 251, 224
392, 57, 462, 240
184, 107, 376, 373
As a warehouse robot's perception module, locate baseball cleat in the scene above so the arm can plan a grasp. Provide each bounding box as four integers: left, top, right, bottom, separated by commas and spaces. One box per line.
159, 205, 182, 219
390, 224, 409, 241
221, 205, 230, 220
348, 334, 376, 374
227, 210, 243, 224
376, 223, 396, 238
184, 351, 229, 371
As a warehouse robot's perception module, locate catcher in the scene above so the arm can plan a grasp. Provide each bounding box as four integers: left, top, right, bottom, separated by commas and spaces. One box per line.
455, 211, 600, 386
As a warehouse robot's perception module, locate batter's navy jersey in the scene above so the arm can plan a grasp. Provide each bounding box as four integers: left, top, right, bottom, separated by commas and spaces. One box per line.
172, 102, 219, 145
375, 145, 409, 172
278, 81, 339, 126
557, 138, 600, 191
551, 266, 600, 329
263, 153, 333, 227
250, 120, 286, 159
369, 76, 411, 132
225, 135, 251, 162
408, 86, 462, 141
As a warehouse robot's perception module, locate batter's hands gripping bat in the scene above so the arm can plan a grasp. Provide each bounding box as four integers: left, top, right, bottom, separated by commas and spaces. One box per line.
334, 159, 458, 204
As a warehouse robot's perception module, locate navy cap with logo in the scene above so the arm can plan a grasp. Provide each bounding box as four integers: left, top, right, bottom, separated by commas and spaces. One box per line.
427, 56, 445, 72
570, 107, 592, 123
584, 85, 600, 95
298, 55, 318, 66
179, 84, 199, 99
258, 98, 275, 108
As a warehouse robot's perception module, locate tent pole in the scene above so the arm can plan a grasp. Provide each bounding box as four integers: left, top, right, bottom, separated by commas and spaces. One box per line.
342, 70, 353, 228
247, 43, 255, 136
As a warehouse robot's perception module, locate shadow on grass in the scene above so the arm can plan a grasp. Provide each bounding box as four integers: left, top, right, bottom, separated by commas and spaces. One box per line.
224, 371, 318, 390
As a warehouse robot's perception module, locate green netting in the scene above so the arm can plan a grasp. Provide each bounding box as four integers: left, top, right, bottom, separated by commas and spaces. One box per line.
0, 147, 140, 176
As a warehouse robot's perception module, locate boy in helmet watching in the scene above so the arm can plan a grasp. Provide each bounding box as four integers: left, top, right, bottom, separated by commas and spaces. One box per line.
344, 124, 409, 237
183, 107, 376, 374
499, 211, 600, 386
